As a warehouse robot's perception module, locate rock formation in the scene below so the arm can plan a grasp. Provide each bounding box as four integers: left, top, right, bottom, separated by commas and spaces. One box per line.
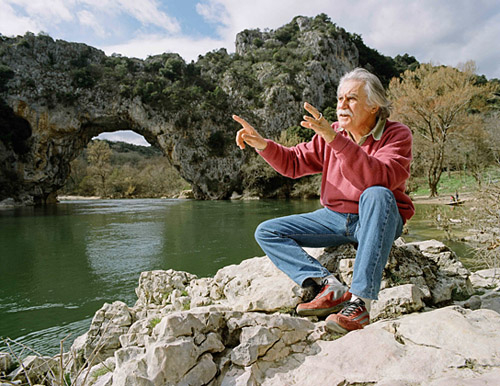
0, 15, 365, 205
3, 239, 500, 385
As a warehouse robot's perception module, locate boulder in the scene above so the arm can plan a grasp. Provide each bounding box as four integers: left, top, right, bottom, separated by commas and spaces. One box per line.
467, 268, 500, 314
72, 356, 115, 386
370, 283, 425, 321
8, 355, 60, 385
95, 305, 500, 385
0, 352, 13, 374
253, 307, 500, 385
211, 256, 304, 312
135, 270, 197, 309
469, 268, 500, 289
318, 239, 472, 305
71, 301, 134, 365
111, 308, 317, 385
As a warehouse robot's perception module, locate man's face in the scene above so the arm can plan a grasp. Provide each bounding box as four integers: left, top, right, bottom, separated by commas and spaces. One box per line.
337, 80, 378, 134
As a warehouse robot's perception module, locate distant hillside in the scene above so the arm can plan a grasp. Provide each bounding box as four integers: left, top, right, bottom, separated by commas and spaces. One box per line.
106, 140, 162, 161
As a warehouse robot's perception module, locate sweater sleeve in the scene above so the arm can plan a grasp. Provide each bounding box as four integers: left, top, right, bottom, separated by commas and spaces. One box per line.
328, 122, 412, 191
257, 134, 326, 179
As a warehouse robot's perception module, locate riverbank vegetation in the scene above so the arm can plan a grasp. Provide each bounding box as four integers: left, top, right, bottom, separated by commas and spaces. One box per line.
58, 140, 190, 199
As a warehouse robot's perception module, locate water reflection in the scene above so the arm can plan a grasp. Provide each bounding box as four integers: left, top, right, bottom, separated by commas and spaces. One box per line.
86, 221, 164, 280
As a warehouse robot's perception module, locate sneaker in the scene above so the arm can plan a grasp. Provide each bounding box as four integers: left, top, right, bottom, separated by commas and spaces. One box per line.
296, 277, 351, 317
325, 297, 370, 333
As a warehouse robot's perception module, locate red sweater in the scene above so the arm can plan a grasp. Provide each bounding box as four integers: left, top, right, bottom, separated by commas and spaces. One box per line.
258, 120, 415, 223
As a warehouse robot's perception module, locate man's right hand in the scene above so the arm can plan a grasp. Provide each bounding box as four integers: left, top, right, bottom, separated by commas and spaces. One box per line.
233, 115, 268, 151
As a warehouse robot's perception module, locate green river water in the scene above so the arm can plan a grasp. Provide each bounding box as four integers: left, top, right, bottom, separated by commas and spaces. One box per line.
0, 198, 472, 355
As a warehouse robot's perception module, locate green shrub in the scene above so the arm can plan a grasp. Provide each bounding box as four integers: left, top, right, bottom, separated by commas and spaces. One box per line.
0, 63, 14, 91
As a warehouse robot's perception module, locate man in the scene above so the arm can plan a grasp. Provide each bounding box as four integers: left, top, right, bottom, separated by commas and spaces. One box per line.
233, 68, 414, 333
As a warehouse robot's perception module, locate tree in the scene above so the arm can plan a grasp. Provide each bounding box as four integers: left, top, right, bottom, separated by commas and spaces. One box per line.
388, 62, 492, 196
86, 140, 112, 197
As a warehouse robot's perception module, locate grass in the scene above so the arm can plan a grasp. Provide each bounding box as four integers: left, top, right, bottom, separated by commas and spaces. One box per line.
411, 167, 500, 197
92, 366, 112, 379
149, 317, 162, 329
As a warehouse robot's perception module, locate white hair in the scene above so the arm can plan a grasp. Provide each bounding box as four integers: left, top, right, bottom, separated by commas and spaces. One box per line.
338, 68, 392, 119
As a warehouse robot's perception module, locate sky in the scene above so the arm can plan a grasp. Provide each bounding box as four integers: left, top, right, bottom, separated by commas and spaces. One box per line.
1, 0, 499, 146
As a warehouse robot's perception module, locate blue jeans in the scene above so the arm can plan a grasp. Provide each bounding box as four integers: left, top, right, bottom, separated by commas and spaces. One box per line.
255, 186, 404, 300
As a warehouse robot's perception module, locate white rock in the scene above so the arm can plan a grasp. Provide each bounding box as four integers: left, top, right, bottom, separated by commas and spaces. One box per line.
479, 291, 500, 314
407, 239, 449, 254
371, 284, 425, 321
83, 301, 134, 363
220, 367, 258, 386
9, 355, 59, 385
68, 238, 497, 385
146, 338, 200, 384
153, 312, 205, 339
213, 257, 302, 312
231, 326, 281, 366
469, 268, 500, 289
427, 368, 500, 385
178, 353, 217, 386
92, 371, 113, 386
255, 307, 500, 385
135, 270, 196, 308
0, 352, 13, 372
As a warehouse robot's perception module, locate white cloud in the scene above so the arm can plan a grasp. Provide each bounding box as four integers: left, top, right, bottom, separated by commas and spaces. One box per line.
114, 0, 180, 33
12, 0, 74, 22
0, 1, 41, 35
77, 9, 107, 37
102, 33, 226, 62
0, 0, 74, 35
77, 0, 180, 32
196, 1, 230, 26
0, 0, 180, 37
94, 131, 150, 146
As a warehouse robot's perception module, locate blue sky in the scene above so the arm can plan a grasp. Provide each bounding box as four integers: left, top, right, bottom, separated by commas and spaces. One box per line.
1, 0, 499, 146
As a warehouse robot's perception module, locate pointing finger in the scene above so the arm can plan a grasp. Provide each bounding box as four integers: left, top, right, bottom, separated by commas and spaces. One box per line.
233, 115, 253, 130
303, 102, 321, 120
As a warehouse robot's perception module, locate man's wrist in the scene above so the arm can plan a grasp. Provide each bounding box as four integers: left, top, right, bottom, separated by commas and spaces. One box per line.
256, 139, 268, 151
323, 131, 337, 143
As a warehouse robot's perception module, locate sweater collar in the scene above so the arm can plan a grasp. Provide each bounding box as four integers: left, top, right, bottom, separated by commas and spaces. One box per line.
338, 117, 386, 145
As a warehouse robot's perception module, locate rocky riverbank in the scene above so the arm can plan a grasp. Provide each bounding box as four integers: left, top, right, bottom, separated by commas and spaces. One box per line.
1, 239, 499, 385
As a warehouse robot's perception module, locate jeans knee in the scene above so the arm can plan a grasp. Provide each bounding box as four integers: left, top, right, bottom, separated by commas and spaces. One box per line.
254, 220, 273, 243
360, 186, 394, 204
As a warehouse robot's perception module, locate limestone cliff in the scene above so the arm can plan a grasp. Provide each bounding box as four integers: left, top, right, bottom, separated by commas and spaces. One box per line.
0, 15, 382, 204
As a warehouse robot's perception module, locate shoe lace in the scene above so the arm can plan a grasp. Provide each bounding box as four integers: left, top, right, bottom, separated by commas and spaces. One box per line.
340, 298, 365, 316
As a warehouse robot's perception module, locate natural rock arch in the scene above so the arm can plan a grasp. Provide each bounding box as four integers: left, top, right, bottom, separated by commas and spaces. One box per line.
1, 96, 246, 204
0, 16, 362, 204
0, 35, 249, 204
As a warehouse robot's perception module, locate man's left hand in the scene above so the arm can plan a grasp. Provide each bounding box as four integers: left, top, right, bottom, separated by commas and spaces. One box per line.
301, 102, 337, 143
